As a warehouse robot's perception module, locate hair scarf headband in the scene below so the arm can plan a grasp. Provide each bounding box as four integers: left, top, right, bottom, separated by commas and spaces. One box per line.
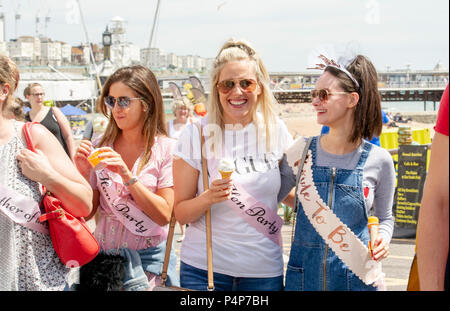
308, 54, 360, 89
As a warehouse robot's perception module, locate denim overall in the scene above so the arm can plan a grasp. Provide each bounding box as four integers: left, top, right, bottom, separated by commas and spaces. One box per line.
285, 137, 377, 291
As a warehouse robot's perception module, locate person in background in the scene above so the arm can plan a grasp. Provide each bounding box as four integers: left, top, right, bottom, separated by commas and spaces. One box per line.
320, 109, 390, 146
166, 97, 196, 242
416, 84, 449, 291
24, 83, 75, 159
74, 65, 178, 291
167, 97, 196, 140
82, 115, 108, 142
279, 54, 395, 291
173, 39, 293, 291
0, 55, 93, 291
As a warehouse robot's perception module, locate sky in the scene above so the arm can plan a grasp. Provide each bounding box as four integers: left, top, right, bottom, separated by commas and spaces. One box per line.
1, 0, 449, 72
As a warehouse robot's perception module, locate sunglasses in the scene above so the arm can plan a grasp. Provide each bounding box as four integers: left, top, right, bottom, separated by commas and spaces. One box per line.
104, 96, 143, 109
217, 79, 258, 94
310, 89, 350, 102
31, 92, 45, 97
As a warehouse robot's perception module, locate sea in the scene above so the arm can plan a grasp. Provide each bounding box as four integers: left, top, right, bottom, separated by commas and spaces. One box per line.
163, 100, 441, 115
381, 101, 441, 113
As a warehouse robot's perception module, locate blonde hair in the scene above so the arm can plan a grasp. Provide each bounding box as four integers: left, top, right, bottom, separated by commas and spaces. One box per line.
0, 55, 18, 113
97, 65, 167, 174
208, 38, 278, 156
172, 96, 193, 116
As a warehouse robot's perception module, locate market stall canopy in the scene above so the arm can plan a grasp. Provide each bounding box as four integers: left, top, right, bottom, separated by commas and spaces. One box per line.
60, 104, 87, 116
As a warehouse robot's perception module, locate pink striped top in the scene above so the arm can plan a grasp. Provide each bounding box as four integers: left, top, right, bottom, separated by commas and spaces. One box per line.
90, 136, 175, 251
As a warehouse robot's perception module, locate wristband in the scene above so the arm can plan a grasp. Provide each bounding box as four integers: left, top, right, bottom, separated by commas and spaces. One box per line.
124, 176, 138, 186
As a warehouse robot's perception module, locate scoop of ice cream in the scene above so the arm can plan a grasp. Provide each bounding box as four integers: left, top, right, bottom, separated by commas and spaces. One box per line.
218, 158, 235, 172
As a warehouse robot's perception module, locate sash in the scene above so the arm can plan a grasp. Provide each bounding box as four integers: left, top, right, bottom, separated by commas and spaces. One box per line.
95, 168, 168, 239
0, 183, 49, 235
227, 183, 283, 248
286, 138, 383, 286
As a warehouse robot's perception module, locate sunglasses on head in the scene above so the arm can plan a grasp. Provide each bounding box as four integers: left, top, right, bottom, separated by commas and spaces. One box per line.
104, 96, 143, 109
217, 79, 258, 94
310, 89, 350, 102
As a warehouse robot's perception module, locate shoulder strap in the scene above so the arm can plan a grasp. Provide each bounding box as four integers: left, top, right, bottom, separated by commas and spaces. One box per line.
22, 122, 39, 153
197, 122, 214, 291
160, 122, 214, 291
22, 122, 48, 195
290, 136, 313, 243
293, 137, 314, 213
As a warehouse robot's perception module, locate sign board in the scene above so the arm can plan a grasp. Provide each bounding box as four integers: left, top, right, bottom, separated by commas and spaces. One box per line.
393, 144, 428, 238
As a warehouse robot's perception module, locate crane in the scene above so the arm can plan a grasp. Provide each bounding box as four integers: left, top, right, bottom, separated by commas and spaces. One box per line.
146, 0, 161, 68
148, 0, 162, 49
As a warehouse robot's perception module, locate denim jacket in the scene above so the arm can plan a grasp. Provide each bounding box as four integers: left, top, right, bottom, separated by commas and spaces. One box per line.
106, 240, 180, 291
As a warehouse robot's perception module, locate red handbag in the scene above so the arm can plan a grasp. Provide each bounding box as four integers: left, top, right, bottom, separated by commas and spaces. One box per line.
23, 122, 99, 267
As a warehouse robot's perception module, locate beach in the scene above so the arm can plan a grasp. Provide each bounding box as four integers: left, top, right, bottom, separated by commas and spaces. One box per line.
277, 103, 438, 139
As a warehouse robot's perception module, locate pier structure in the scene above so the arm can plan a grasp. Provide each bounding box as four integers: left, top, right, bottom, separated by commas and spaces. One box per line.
271, 86, 446, 107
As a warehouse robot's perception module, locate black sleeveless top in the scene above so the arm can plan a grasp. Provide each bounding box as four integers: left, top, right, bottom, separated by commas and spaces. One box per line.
26, 108, 70, 156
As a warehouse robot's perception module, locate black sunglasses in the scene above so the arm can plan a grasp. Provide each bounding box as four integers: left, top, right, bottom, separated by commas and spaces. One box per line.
104, 96, 143, 109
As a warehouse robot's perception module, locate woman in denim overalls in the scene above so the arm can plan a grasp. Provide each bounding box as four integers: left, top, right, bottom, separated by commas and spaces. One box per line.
281, 54, 395, 291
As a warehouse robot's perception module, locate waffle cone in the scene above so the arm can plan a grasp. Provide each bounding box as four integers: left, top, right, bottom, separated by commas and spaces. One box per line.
219, 170, 234, 179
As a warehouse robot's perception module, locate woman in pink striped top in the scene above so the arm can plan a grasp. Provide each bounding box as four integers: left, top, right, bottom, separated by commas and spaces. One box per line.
74, 66, 178, 291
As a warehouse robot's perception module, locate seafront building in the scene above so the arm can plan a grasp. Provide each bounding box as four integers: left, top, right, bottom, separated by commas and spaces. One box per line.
0, 12, 448, 114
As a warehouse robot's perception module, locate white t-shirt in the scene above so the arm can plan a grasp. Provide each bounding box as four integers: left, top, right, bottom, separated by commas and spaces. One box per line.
168, 118, 196, 140
173, 117, 293, 277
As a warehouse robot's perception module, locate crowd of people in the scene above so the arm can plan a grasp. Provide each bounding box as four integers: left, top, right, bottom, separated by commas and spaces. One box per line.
0, 37, 448, 291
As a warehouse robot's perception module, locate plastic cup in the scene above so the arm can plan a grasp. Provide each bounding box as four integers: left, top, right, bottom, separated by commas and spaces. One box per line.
87, 149, 107, 168
368, 216, 379, 255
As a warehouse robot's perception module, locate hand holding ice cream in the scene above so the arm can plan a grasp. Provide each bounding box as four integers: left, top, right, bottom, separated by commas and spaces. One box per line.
218, 158, 235, 180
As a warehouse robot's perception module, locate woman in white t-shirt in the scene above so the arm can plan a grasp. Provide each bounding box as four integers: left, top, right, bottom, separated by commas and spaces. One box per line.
166, 97, 195, 242
167, 97, 196, 140
173, 39, 293, 291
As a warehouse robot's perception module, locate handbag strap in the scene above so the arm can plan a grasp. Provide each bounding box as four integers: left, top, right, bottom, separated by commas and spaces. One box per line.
22, 122, 39, 153
199, 123, 214, 291
160, 122, 214, 291
22, 122, 48, 195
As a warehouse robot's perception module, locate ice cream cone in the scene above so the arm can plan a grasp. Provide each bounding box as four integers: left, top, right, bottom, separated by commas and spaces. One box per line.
218, 158, 235, 180
219, 170, 234, 180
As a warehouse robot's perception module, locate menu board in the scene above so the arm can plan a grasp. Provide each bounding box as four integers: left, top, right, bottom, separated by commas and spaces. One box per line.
394, 145, 428, 235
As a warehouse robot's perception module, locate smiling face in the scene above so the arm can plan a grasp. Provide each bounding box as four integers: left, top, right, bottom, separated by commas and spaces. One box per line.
174, 105, 189, 121
217, 59, 261, 126
108, 81, 147, 132
313, 71, 356, 129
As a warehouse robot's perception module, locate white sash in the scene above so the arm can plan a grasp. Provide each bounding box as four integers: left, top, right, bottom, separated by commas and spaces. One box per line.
286, 138, 383, 286
0, 183, 49, 234
95, 168, 168, 239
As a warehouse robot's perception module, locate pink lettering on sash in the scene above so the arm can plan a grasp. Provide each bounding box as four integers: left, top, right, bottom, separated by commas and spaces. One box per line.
95, 168, 167, 239
0, 184, 49, 234
226, 183, 283, 247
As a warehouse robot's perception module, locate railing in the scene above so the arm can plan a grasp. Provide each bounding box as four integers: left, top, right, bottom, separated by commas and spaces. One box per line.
380, 81, 448, 89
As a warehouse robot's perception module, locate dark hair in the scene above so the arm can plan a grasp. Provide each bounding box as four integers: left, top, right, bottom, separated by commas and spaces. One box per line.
97, 65, 167, 174
325, 55, 382, 143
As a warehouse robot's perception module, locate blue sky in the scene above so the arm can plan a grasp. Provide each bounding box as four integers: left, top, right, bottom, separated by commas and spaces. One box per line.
1, 0, 449, 72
